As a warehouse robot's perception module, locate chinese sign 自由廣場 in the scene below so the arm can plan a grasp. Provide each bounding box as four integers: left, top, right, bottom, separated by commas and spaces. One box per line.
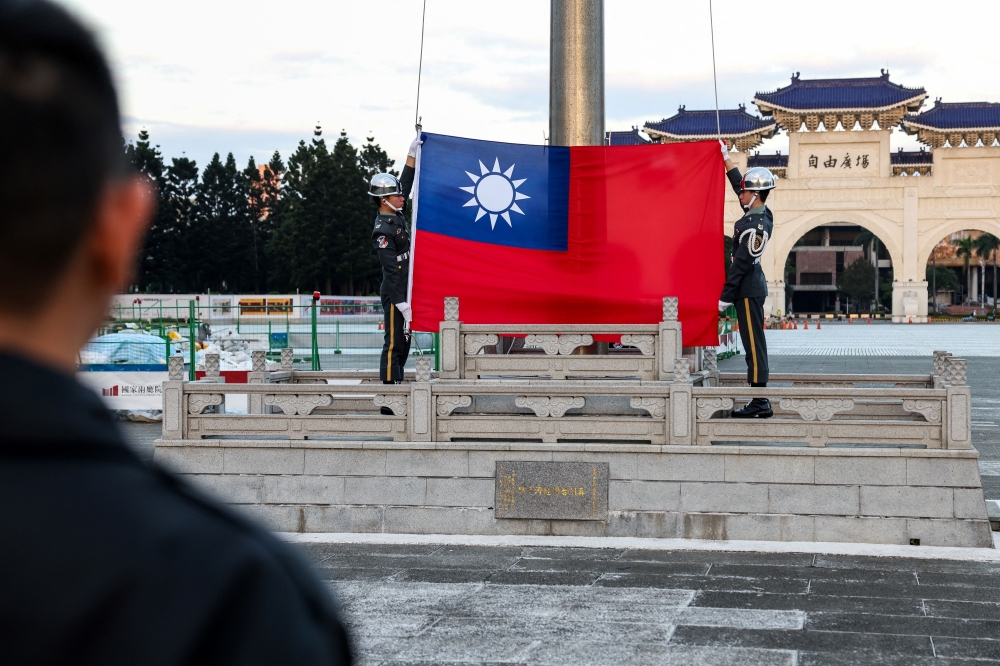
799, 143, 878, 177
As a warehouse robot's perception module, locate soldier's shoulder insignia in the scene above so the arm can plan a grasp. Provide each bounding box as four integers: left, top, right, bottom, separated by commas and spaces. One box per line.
377, 235, 388, 249
758, 224, 763, 230
375, 224, 382, 230
396, 227, 402, 235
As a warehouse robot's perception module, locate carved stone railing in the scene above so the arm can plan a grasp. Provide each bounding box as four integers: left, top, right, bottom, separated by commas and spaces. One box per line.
439, 296, 683, 380
718, 373, 935, 388
692, 378, 971, 449
162, 312, 971, 452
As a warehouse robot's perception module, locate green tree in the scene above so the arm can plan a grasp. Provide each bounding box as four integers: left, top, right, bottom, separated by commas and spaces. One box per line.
952, 234, 976, 303
255, 152, 286, 291
159, 157, 199, 292
926, 264, 960, 292
975, 233, 1000, 310
839, 258, 877, 311
329, 131, 377, 295
125, 130, 170, 292
195, 153, 250, 292
268, 126, 340, 292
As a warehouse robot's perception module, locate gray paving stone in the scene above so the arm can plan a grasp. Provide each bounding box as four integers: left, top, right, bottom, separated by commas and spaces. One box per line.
923, 599, 1000, 621
809, 580, 1000, 603
705, 564, 916, 586
691, 591, 926, 616
805, 611, 1000, 639
813, 554, 1000, 576
617, 550, 814, 567
594, 573, 811, 594
796, 651, 988, 666
931, 636, 1000, 661
668, 625, 935, 657
487, 570, 600, 586
510, 557, 709, 577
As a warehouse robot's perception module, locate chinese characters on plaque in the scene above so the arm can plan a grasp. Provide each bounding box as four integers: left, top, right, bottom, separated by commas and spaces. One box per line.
495, 461, 609, 520
808, 153, 871, 170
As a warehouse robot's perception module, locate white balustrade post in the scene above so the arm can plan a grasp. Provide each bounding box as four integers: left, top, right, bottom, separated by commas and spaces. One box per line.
409, 357, 433, 441
440, 297, 462, 379
658, 297, 682, 380
162, 354, 186, 440
668, 357, 693, 445
248, 350, 266, 414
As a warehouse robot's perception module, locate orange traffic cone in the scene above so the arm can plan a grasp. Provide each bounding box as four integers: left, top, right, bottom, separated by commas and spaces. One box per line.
804, 319, 809, 329
817, 319, 821, 329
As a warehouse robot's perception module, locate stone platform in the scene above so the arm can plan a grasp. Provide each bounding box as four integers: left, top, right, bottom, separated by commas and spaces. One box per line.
154, 298, 993, 549
155, 440, 992, 548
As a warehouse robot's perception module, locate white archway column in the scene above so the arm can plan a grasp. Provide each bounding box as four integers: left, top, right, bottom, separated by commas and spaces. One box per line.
766, 281, 785, 318
895, 186, 923, 322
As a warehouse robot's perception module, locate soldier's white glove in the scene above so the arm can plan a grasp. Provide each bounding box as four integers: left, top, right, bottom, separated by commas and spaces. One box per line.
719, 139, 730, 161
396, 301, 413, 323
407, 134, 422, 158
719, 300, 732, 312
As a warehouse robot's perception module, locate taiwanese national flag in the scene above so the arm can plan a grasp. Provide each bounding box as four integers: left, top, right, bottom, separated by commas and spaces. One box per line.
410, 133, 725, 346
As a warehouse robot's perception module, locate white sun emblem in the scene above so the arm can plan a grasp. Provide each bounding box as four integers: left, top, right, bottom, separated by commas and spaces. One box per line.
458, 158, 530, 229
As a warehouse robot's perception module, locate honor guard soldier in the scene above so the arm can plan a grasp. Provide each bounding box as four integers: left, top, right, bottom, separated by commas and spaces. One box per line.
371, 134, 420, 391
719, 140, 775, 418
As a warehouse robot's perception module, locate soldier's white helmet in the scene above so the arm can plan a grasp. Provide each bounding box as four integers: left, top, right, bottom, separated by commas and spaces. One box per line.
369, 173, 402, 197
741, 167, 777, 191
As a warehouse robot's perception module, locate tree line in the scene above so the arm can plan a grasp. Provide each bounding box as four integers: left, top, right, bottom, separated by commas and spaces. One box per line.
125, 126, 396, 295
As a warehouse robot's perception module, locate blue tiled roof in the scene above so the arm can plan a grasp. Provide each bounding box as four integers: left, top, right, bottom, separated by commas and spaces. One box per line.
605, 128, 651, 146
754, 71, 926, 113
644, 105, 775, 138
748, 153, 788, 169
903, 100, 1000, 130
891, 149, 933, 166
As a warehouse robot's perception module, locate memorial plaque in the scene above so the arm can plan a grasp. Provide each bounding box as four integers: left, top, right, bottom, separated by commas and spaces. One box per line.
495, 461, 609, 520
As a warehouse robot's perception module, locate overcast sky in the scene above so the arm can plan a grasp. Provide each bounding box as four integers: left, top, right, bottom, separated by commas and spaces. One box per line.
65, 0, 1000, 172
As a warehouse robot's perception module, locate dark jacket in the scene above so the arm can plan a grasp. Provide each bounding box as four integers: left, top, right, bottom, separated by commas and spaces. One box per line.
720, 167, 772, 303
372, 164, 415, 305
0, 352, 352, 666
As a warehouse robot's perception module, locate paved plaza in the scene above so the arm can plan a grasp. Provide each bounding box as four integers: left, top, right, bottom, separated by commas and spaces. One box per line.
741, 322, 1000, 357
297, 538, 1000, 665
120, 325, 1000, 664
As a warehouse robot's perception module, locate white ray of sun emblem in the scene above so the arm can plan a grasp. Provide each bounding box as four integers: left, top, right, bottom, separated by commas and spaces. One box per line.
458, 157, 530, 229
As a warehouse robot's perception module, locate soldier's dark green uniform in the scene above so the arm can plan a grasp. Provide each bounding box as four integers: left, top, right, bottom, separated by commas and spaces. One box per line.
372, 164, 414, 383
722, 167, 773, 388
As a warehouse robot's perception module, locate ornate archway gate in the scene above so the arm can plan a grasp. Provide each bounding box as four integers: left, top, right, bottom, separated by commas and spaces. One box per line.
747, 138, 1000, 322
620, 73, 1000, 322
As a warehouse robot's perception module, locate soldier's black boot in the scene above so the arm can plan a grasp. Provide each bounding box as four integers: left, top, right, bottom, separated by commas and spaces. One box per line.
731, 398, 773, 419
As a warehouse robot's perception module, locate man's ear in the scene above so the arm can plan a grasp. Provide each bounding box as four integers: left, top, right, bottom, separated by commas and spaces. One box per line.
86, 175, 156, 292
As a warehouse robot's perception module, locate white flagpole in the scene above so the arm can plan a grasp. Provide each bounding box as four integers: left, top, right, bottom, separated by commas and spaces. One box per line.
406, 0, 427, 322
406, 139, 421, 310
709, 0, 721, 140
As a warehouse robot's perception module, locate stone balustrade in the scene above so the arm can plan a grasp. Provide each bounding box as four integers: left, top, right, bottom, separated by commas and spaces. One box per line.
438, 297, 683, 380
163, 333, 970, 451
155, 300, 989, 547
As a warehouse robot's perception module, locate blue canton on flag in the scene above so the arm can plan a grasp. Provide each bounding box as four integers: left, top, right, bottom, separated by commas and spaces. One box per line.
416, 133, 570, 251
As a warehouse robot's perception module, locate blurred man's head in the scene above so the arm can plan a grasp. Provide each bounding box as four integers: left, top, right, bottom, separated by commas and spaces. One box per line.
0, 0, 153, 371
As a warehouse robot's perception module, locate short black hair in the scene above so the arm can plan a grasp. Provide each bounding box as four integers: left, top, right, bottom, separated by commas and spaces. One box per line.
0, 0, 127, 312
759, 189, 770, 204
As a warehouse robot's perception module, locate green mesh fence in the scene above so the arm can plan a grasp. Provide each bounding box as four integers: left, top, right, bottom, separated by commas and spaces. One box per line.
97, 300, 437, 373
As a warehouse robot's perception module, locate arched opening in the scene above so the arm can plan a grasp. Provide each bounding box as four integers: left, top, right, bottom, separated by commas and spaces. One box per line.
925, 230, 1000, 315
779, 221, 895, 316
